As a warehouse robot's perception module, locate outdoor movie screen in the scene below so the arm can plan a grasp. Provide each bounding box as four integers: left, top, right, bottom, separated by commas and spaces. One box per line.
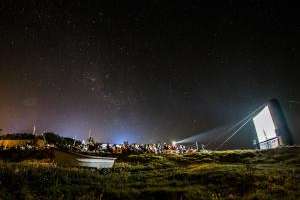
253, 106, 277, 144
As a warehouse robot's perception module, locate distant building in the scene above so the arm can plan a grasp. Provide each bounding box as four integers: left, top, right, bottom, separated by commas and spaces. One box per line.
0, 134, 45, 148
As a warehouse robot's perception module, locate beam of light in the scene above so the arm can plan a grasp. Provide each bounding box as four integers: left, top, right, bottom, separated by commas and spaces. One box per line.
216, 116, 253, 150
175, 112, 256, 145
215, 103, 266, 150
175, 103, 266, 149
175, 126, 229, 144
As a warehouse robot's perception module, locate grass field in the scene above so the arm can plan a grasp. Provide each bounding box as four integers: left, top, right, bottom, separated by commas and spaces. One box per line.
0, 147, 299, 200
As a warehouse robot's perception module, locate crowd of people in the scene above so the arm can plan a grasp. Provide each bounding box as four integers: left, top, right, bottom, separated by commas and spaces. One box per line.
73, 137, 199, 155
0, 133, 201, 155
106, 143, 198, 154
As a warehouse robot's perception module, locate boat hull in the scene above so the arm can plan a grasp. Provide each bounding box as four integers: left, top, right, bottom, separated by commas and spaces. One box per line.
76, 158, 116, 169
53, 149, 116, 169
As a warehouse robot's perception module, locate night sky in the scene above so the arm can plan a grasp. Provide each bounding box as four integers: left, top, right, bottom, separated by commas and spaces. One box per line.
0, 1, 299, 144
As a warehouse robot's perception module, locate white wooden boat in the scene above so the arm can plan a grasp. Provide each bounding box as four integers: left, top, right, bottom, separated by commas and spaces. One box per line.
76, 156, 116, 169
54, 149, 117, 169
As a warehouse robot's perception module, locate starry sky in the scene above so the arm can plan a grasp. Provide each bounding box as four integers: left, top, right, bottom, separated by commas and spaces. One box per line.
0, 1, 299, 144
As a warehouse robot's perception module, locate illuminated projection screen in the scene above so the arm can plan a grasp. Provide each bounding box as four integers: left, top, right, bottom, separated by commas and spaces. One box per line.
253, 106, 279, 149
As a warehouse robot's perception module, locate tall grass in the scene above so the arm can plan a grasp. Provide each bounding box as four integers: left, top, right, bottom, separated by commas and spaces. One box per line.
0, 147, 299, 199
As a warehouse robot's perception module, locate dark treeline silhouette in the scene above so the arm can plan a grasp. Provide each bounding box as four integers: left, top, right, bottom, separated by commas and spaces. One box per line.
43, 132, 80, 148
